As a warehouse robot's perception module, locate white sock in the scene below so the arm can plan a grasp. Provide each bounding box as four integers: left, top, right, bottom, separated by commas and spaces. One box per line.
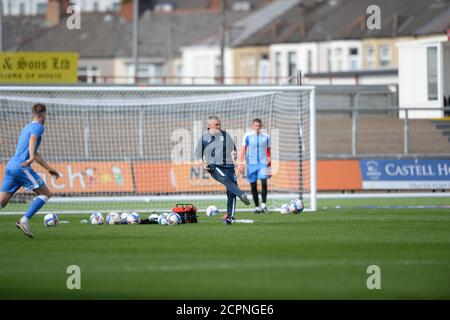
20, 216, 29, 224
261, 203, 266, 208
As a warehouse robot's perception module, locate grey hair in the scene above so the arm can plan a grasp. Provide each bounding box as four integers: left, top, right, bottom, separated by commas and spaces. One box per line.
208, 115, 221, 124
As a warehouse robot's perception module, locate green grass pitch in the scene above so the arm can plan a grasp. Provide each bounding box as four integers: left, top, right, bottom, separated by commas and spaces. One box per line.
0, 197, 450, 299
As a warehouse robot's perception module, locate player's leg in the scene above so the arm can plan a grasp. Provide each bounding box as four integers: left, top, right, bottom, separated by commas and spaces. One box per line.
15, 167, 49, 238
222, 189, 236, 225
210, 166, 250, 205
260, 178, 269, 213
250, 182, 260, 213
0, 192, 13, 209
247, 165, 260, 213
0, 168, 21, 209
257, 165, 270, 213
23, 184, 51, 220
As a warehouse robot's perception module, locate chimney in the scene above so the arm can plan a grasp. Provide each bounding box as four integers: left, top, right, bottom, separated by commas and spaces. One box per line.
121, 0, 134, 21
46, 0, 70, 27
209, 0, 222, 12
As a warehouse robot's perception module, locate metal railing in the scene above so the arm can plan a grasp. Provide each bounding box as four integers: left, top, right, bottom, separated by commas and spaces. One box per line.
77, 75, 290, 85
316, 107, 450, 159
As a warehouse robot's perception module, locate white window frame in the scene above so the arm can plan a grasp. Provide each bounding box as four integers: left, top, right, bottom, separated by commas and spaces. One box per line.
379, 45, 392, 67
127, 63, 165, 85
427, 46, 438, 101
78, 65, 102, 84
349, 47, 359, 71
366, 45, 375, 69
274, 51, 282, 82
334, 47, 343, 71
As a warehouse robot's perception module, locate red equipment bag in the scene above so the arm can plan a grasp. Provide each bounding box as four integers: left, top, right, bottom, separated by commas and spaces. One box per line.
172, 203, 198, 224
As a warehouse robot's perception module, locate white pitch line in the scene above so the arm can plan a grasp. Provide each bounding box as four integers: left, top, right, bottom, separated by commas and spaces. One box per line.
0, 259, 448, 274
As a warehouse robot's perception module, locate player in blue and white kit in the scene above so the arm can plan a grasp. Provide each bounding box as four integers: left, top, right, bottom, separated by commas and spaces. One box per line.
0, 103, 60, 238
239, 118, 271, 214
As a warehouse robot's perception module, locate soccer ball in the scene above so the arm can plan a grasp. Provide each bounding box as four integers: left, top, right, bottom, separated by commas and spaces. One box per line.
148, 213, 159, 223
279, 203, 290, 215
206, 205, 219, 217
106, 212, 121, 225
43, 213, 59, 227
89, 212, 104, 225
158, 213, 169, 225
126, 212, 141, 224
167, 212, 181, 225
120, 212, 129, 224
289, 199, 304, 214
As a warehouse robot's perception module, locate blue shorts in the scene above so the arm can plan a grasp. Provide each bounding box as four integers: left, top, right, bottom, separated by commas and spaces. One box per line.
0, 166, 45, 193
246, 164, 270, 183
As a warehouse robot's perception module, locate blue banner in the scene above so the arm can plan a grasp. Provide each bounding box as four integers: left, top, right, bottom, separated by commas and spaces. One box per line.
360, 159, 450, 189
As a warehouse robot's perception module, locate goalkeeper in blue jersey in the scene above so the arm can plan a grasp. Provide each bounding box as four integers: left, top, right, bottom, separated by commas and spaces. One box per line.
0, 103, 60, 238
238, 118, 271, 214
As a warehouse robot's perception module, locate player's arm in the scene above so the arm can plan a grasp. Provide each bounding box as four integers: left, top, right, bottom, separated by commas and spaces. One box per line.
194, 136, 210, 172
237, 134, 248, 174
34, 152, 60, 179
231, 143, 238, 165
21, 134, 38, 167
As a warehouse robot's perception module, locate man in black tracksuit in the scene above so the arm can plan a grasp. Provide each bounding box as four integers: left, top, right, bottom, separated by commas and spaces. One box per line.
195, 116, 251, 224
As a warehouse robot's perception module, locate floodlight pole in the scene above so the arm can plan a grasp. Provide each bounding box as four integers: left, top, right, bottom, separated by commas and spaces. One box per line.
0, 0, 3, 52
132, 0, 139, 84
219, 0, 226, 84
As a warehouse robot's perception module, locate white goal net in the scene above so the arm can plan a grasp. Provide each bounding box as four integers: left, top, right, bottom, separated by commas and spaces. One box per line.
0, 86, 316, 214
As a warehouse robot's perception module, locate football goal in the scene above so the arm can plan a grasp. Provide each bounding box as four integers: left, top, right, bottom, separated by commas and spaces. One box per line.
0, 86, 316, 214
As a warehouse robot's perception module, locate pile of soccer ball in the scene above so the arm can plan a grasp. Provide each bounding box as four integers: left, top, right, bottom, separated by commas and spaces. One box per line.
156, 212, 182, 226
87, 211, 141, 225
86, 211, 183, 226
279, 199, 304, 214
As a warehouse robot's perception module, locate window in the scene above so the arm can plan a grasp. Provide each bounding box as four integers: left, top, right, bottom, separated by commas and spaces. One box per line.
233, 1, 251, 11
7, 0, 12, 15
176, 64, 183, 84
306, 50, 313, 74
152, 64, 164, 84
113, 2, 121, 11
366, 46, 375, 69
214, 55, 222, 82
78, 65, 102, 84
19, 2, 26, 15
258, 54, 270, 84
379, 45, 391, 67
127, 65, 150, 85
274, 52, 282, 83
37, 3, 47, 14
327, 48, 332, 72
334, 48, 343, 71
127, 64, 165, 85
427, 47, 438, 101
287, 51, 297, 82
349, 47, 359, 70
154, 3, 174, 12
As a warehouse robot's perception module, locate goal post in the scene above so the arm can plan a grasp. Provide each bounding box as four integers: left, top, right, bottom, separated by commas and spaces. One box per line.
0, 86, 316, 214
